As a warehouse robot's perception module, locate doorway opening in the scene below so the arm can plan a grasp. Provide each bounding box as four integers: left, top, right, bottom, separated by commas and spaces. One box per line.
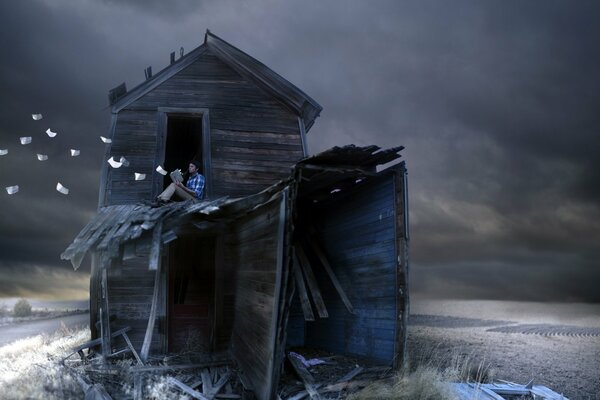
168, 235, 216, 353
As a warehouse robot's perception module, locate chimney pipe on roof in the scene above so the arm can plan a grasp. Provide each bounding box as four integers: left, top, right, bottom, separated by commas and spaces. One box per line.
144, 66, 152, 80
170, 52, 175, 64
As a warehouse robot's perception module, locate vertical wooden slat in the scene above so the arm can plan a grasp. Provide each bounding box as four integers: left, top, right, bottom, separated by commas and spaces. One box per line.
393, 163, 410, 369
99, 253, 112, 359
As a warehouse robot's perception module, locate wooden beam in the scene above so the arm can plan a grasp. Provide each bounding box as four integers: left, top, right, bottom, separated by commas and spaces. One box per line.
167, 377, 209, 400
305, 236, 355, 314
207, 371, 232, 400
293, 254, 315, 321
294, 244, 328, 318
122, 331, 143, 365
201, 369, 213, 395
287, 353, 321, 400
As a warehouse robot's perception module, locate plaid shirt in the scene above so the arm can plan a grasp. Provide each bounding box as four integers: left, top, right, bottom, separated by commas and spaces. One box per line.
186, 173, 205, 199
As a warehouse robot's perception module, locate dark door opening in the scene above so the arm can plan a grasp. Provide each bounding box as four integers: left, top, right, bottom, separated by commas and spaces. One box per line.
168, 236, 215, 353
163, 115, 203, 190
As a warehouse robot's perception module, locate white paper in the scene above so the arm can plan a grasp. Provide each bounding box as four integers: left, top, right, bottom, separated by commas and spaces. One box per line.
31, 114, 43, 120
119, 156, 129, 167
20, 137, 32, 145
37, 154, 48, 161
107, 156, 122, 168
56, 182, 69, 195
70, 149, 80, 157
156, 165, 167, 175
46, 128, 57, 138
134, 172, 146, 181
5, 185, 19, 195
100, 136, 112, 144
0, 149, 7, 156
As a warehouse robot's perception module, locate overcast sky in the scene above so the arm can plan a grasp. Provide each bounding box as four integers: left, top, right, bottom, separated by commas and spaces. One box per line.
0, 0, 598, 303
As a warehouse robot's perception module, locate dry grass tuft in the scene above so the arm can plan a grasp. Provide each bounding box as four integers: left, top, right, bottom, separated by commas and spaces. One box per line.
0, 327, 89, 400
349, 343, 495, 400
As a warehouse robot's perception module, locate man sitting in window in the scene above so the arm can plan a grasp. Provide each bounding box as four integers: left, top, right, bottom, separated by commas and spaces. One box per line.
156, 159, 205, 204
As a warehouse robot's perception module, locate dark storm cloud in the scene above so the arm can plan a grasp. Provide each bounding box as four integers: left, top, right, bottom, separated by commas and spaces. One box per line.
0, 0, 598, 301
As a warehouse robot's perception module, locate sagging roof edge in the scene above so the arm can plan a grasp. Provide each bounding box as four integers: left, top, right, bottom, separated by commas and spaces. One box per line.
61, 145, 403, 270
110, 30, 322, 132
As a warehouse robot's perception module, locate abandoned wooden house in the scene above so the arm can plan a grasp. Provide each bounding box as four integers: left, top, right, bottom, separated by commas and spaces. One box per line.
62, 31, 409, 400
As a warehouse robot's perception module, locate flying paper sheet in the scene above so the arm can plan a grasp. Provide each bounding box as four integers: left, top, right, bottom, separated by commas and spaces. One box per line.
56, 182, 69, 195
32, 114, 43, 120
119, 156, 129, 167
107, 156, 122, 168
46, 129, 57, 138
0, 149, 7, 156
100, 136, 112, 144
5, 185, 19, 195
70, 149, 80, 157
37, 154, 48, 161
134, 173, 146, 181
20, 137, 32, 145
156, 165, 167, 175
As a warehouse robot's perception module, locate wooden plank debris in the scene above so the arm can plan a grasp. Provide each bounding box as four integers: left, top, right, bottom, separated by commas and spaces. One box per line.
294, 244, 328, 318
168, 377, 209, 400
63, 326, 134, 365
293, 255, 315, 321
287, 353, 321, 400
306, 235, 355, 314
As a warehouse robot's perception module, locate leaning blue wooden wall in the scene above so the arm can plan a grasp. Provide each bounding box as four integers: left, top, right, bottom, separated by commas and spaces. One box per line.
303, 174, 397, 363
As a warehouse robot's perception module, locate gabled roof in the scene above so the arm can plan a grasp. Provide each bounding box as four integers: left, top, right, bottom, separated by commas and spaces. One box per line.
110, 30, 322, 132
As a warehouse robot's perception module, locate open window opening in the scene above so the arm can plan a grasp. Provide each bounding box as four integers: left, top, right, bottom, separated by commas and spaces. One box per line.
163, 115, 203, 191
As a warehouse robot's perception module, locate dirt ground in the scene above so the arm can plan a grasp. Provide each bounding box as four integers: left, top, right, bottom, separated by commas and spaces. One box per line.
407, 315, 600, 400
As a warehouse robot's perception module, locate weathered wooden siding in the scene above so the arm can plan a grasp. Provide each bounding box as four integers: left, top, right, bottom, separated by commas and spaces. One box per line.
304, 175, 397, 363
103, 110, 158, 206
106, 254, 165, 354
229, 194, 286, 400
102, 49, 303, 205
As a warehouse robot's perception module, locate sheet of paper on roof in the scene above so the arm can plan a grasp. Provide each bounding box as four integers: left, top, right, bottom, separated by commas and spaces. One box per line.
70, 149, 80, 157
100, 136, 112, 144
56, 182, 69, 195
119, 156, 129, 167
37, 154, 48, 161
46, 128, 57, 138
20, 137, 32, 145
31, 114, 43, 120
107, 157, 122, 168
156, 165, 167, 175
134, 173, 146, 181
0, 149, 7, 156
5, 185, 19, 195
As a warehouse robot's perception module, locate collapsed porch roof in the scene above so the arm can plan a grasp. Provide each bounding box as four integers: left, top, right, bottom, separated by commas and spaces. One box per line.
61, 145, 404, 270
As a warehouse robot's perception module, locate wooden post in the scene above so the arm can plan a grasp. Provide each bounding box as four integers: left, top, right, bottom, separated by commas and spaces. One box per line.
393, 162, 410, 369
99, 252, 112, 360
141, 222, 163, 362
